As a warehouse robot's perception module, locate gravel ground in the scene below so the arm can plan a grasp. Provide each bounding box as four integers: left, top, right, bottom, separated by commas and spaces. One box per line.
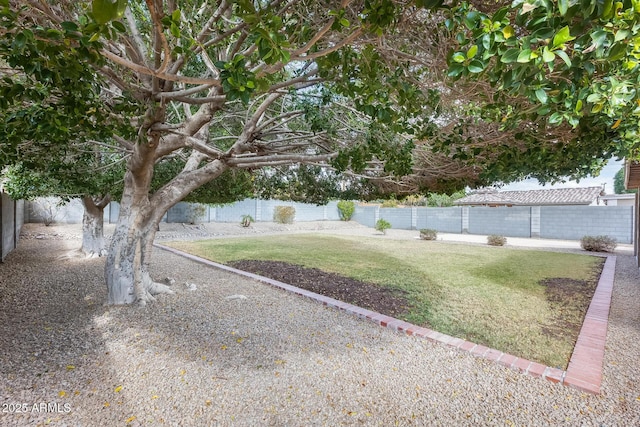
1, 222, 639, 426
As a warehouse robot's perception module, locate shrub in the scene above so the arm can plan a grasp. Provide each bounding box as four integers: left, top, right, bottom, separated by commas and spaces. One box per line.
337, 200, 355, 221
581, 235, 617, 252
381, 198, 399, 208
487, 235, 507, 246
273, 206, 295, 224
240, 214, 254, 227
187, 203, 207, 224
375, 219, 392, 234
419, 228, 438, 240
403, 195, 427, 206
30, 197, 62, 226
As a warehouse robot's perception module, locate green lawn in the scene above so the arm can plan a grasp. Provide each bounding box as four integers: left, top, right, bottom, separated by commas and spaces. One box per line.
166, 234, 602, 368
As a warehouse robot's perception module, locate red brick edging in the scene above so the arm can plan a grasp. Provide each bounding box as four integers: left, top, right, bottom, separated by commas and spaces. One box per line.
155, 244, 615, 394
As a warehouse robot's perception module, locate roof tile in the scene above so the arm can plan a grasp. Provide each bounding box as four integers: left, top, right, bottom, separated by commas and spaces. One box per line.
455, 187, 604, 206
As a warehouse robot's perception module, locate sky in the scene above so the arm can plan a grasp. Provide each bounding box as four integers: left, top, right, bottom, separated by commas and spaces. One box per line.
500, 158, 625, 194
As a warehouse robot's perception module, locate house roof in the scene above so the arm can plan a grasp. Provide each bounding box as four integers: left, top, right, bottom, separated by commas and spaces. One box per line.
455, 187, 604, 206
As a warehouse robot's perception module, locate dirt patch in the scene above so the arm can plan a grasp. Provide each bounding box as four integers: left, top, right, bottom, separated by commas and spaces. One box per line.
540, 259, 604, 344
228, 260, 411, 318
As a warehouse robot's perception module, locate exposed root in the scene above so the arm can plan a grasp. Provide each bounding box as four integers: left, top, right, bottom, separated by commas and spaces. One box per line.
135, 274, 175, 306
58, 248, 105, 260
148, 281, 175, 296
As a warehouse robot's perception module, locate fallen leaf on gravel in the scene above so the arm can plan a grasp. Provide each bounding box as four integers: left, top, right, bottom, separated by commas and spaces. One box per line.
125, 415, 136, 423
221, 345, 228, 350
103, 402, 110, 408
66, 365, 75, 371
274, 359, 286, 365
205, 400, 212, 406
152, 395, 159, 400
180, 369, 186, 376
114, 385, 123, 393
346, 343, 353, 348
58, 391, 66, 397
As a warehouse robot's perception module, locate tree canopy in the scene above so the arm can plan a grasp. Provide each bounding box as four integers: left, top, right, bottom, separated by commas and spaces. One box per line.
435, 0, 640, 184
2, 0, 640, 304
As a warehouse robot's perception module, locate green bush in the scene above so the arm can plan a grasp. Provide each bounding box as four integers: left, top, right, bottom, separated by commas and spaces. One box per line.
419, 228, 438, 240
375, 219, 392, 234
273, 206, 295, 224
381, 198, 399, 208
581, 235, 617, 252
187, 203, 207, 224
487, 235, 507, 246
337, 200, 355, 221
240, 214, 254, 227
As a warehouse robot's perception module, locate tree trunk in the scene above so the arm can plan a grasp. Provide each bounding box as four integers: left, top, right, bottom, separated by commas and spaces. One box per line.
104, 113, 224, 305
81, 196, 110, 258
104, 197, 176, 305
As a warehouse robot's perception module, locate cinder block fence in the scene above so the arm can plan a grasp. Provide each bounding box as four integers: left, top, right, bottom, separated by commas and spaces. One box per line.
25, 198, 634, 244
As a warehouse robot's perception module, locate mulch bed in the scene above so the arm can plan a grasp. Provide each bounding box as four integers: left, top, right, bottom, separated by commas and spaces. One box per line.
228, 260, 411, 318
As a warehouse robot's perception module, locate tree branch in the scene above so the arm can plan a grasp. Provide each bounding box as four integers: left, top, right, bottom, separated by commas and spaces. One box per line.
226, 153, 337, 168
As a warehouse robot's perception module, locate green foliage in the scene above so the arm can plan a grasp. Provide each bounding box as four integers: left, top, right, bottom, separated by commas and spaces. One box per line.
581, 235, 617, 253
214, 55, 257, 105
273, 206, 295, 224
375, 218, 391, 234
402, 195, 427, 206
253, 165, 346, 205
337, 200, 355, 221
240, 214, 254, 227
380, 198, 399, 208
186, 204, 207, 224
427, 191, 466, 207
91, 0, 127, 24
152, 160, 253, 205
613, 168, 637, 194
419, 229, 438, 240
487, 235, 507, 246
440, 0, 640, 172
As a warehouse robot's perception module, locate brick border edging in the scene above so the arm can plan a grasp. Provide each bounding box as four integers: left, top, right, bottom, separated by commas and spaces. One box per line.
562, 255, 616, 394
155, 244, 615, 394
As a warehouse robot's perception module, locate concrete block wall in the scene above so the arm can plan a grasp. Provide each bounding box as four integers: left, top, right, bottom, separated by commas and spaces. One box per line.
257, 199, 341, 222
379, 207, 412, 229
418, 207, 463, 233
352, 205, 378, 228
540, 206, 633, 243
25, 197, 635, 243
468, 206, 532, 238
1, 193, 23, 261
214, 199, 258, 222
166, 202, 210, 223
25, 197, 85, 224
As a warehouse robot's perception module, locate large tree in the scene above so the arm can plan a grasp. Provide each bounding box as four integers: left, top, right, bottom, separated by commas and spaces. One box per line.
3, 0, 639, 306
0, 23, 130, 257
2, 0, 456, 305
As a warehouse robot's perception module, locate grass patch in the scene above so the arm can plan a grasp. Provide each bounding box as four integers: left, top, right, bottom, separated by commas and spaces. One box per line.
166, 235, 602, 368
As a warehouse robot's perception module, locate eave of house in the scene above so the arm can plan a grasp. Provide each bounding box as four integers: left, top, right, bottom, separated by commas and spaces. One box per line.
625, 160, 640, 189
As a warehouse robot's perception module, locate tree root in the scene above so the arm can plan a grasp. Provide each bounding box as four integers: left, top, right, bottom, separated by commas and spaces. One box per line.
58, 248, 106, 260
136, 274, 175, 306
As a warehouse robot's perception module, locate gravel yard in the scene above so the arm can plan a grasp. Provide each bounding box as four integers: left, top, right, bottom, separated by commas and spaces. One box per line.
1, 222, 639, 426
